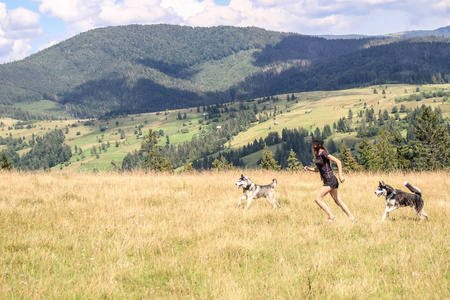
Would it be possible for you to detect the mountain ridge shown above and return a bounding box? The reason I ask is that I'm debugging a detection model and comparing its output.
[0,24,449,118]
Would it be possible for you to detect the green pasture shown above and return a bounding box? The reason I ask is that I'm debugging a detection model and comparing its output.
[1,83,449,172]
[13,100,67,119]
[190,49,262,91]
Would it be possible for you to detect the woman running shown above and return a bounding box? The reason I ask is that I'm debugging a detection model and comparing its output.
[304,137,357,222]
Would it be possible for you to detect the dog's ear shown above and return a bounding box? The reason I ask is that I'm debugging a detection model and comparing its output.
[241,174,244,178]
[245,175,248,179]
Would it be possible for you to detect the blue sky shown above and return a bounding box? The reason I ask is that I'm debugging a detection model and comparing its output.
[0,0,448,64]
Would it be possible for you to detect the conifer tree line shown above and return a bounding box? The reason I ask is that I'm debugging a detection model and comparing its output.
[336,105,449,171]
[121,109,256,171]
[128,103,449,172]
[0,129,72,171]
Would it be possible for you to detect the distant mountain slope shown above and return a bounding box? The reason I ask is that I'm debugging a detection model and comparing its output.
[231,39,450,99]
[320,25,450,39]
[385,25,450,38]
[0,24,449,118]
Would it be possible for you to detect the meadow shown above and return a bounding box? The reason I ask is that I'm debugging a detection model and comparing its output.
[0,170,448,299]
[2,83,449,171]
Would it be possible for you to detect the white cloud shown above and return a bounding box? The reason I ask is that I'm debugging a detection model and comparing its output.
[0,37,32,63]
[0,0,448,63]
[37,0,98,22]
[0,3,42,63]
[29,0,450,36]
[100,0,176,25]
[161,0,204,20]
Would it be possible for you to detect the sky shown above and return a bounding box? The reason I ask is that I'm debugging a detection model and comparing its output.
[0,0,449,64]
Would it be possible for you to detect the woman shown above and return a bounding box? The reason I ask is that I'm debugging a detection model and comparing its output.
[304,137,356,222]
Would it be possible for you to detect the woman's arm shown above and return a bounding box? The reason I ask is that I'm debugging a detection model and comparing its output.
[327,155,345,183]
[304,166,318,172]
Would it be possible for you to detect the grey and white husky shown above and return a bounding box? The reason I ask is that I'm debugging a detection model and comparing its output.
[375,181,428,222]
[236,174,280,209]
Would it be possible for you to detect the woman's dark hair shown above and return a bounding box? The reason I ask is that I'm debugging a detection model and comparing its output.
[312,143,328,158]
[312,136,324,145]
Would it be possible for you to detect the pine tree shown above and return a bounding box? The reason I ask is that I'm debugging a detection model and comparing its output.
[411,106,450,170]
[327,139,337,154]
[337,143,361,171]
[356,136,372,170]
[286,149,301,171]
[0,151,13,170]
[367,129,397,172]
[141,129,173,172]
[212,155,234,171]
[183,162,195,173]
[260,146,280,170]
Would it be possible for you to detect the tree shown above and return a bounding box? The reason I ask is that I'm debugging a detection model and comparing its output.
[326,139,337,154]
[356,136,372,170]
[183,162,195,173]
[337,142,361,171]
[314,127,321,138]
[0,151,13,170]
[366,129,397,172]
[212,155,234,171]
[286,149,301,171]
[141,129,173,172]
[259,146,280,170]
[322,124,332,138]
[411,106,450,170]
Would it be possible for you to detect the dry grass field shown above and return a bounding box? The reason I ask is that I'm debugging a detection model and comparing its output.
[0,170,449,299]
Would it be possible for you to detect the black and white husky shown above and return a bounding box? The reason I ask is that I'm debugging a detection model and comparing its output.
[375,181,428,222]
[235,174,280,209]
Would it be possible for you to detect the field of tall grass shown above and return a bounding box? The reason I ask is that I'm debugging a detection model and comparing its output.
[0,170,448,299]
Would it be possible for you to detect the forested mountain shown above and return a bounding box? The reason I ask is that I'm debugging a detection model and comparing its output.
[0,24,449,118]
[385,25,450,38]
[231,38,450,99]
[320,25,450,39]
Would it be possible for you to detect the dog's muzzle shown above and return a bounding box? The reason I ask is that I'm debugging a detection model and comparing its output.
[236,181,246,188]
[374,189,383,197]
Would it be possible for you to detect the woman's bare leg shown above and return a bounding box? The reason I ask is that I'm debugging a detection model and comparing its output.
[314,186,335,221]
[329,189,356,221]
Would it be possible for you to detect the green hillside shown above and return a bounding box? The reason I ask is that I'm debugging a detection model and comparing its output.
[1,83,448,172]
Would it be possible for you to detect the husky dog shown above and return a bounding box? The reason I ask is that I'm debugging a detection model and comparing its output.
[375,181,428,222]
[235,174,280,209]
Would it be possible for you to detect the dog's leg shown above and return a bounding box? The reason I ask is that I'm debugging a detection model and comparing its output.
[245,196,255,209]
[382,206,399,221]
[273,200,281,209]
[267,193,281,209]
[417,209,429,221]
[238,195,247,207]
[381,207,389,222]
[268,198,281,209]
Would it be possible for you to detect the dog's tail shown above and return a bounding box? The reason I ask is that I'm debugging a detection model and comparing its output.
[271,178,277,188]
[404,181,421,196]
